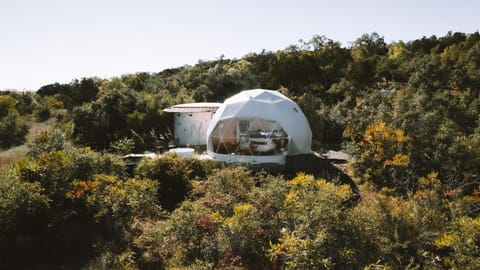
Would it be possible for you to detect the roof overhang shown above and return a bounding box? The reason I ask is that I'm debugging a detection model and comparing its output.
[163,102,222,113]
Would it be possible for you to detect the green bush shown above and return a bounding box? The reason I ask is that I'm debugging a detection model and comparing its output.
[434,216,480,269]
[0,113,29,148]
[202,166,255,217]
[35,106,51,122]
[268,173,360,269]
[18,148,126,204]
[134,167,265,269]
[10,148,127,267]
[109,137,135,155]
[184,158,222,180]
[135,200,221,268]
[134,155,192,211]
[83,245,140,270]
[0,169,49,269]
[67,174,161,244]
[27,129,67,157]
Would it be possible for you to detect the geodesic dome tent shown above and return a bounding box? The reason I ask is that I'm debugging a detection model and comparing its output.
[206,89,312,164]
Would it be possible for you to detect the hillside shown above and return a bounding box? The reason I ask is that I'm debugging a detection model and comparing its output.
[1,31,480,269]
[0,118,56,168]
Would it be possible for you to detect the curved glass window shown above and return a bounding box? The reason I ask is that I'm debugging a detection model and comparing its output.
[209,118,289,155]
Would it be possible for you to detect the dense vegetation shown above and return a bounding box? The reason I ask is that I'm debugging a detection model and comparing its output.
[1,31,480,269]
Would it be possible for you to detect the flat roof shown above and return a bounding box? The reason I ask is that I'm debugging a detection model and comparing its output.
[163,102,222,113]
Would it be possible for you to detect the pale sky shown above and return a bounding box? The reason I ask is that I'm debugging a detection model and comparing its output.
[1,0,479,91]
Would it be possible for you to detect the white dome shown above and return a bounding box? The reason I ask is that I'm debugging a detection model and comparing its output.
[206,89,312,159]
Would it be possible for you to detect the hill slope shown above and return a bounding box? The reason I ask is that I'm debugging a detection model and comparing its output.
[0,118,55,168]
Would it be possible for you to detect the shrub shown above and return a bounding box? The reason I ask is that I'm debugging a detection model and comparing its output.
[354,122,413,192]
[202,166,255,216]
[134,155,192,211]
[355,175,449,269]
[434,216,480,269]
[13,147,127,262]
[83,243,140,270]
[27,129,67,157]
[185,158,222,180]
[134,167,282,269]
[267,173,358,269]
[0,113,29,148]
[17,148,126,206]
[109,137,135,155]
[67,174,161,243]
[35,106,51,122]
[0,169,49,269]
[134,201,221,268]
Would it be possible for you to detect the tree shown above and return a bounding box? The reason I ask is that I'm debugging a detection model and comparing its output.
[346,33,388,88]
[407,55,447,93]
[355,122,412,191]
[37,78,99,110]
[72,88,138,149]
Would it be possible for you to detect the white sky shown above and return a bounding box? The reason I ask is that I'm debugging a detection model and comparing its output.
[1,0,479,91]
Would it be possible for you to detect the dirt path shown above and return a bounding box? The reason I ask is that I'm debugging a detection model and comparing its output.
[0,118,56,168]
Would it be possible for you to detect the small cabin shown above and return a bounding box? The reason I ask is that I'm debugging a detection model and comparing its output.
[163,102,221,147]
